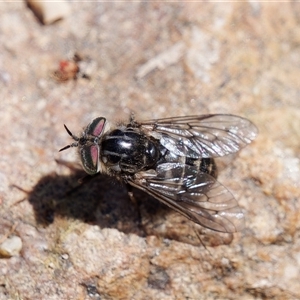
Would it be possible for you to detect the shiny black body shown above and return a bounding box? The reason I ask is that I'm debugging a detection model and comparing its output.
[100,126,217,179]
[101,128,160,174]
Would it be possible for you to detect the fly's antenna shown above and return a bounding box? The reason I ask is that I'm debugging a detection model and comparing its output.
[59,124,80,152]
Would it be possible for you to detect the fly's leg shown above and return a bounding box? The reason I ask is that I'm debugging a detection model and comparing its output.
[127,183,137,205]
[55,158,82,172]
[193,226,212,255]
[126,184,143,229]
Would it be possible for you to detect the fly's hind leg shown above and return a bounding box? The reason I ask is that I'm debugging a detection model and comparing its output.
[127,183,137,206]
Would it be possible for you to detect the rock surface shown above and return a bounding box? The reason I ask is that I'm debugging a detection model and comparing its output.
[0,2,300,300]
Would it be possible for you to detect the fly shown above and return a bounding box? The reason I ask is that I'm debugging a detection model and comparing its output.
[59,114,258,233]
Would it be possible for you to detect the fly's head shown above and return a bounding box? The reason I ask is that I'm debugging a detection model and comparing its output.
[59,117,107,175]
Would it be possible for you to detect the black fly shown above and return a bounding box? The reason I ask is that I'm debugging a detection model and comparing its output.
[59,114,257,233]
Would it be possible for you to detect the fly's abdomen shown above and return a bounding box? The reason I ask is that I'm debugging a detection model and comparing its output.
[183,156,217,179]
[101,129,160,174]
[199,158,218,179]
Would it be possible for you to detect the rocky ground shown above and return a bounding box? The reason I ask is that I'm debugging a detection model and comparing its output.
[0,2,300,300]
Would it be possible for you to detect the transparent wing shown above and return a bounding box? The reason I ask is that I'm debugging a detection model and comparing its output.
[128,162,244,233]
[139,114,258,158]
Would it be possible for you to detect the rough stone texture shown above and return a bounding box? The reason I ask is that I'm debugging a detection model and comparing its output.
[0,2,300,300]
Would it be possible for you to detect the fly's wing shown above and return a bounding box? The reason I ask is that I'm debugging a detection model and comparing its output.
[129,162,244,233]
[139,114,258,158]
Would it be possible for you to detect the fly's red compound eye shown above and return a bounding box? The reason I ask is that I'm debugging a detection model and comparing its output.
[80,144,100,175]
[86,117,106,137]
[60,117,107,175]
[78,117,106,175]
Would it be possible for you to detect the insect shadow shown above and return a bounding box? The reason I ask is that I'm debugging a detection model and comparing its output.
[27,165,138,230]
[26,161,234,247]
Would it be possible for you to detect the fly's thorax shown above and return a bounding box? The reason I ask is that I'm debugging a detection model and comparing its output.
[99,127,160,175]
